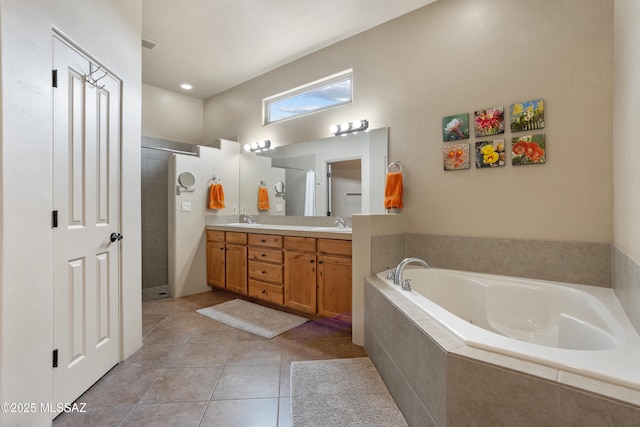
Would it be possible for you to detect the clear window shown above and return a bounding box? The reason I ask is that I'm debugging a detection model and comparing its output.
[264,70,353,124]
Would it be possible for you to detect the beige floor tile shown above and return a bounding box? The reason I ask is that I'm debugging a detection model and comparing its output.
[122,402,208,427]
[278,397,292,427]
[331,337,369,358]
[225,340,283,366]
[53,404,133,427]
[201,398,279,427]
[125,344,182,369]
[139,367,222,404]
[78,364,163,407]
[212,365,281,400]
[167,342,235,368]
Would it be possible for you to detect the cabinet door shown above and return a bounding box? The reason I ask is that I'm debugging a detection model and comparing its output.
[226,244,247,295]
[317,255,352,323]
[284,251,317,314]
[206,241,226,289]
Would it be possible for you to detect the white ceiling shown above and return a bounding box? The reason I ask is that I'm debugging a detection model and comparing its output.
[142,0,437,99]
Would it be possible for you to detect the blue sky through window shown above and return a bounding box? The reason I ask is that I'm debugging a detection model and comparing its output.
[267,77,352,123]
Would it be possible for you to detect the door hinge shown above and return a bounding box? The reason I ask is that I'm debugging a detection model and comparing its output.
[52,69,58,88]
[52,349,58,368]
[327,211,331,216]
[326,172,331,178]
[52,210,58,228]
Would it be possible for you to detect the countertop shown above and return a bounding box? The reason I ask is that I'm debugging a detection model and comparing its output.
[206,223,352,240]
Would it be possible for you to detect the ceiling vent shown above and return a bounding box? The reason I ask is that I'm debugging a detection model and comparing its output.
[141,38,159,50]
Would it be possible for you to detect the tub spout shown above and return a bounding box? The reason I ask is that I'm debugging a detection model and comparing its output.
[394,257,430,286]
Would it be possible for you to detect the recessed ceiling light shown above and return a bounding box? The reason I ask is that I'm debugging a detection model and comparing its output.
[180,83,193,90]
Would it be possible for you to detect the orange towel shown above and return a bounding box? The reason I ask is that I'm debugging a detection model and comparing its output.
[258,187,270,210]
[384,172,403,209]
[208,183,225,209]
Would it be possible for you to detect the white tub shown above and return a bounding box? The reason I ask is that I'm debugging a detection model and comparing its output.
[376,267,640,389]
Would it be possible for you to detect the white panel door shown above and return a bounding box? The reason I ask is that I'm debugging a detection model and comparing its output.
[52,36,121,407]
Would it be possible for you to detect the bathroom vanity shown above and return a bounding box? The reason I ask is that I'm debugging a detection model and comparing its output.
[205,224,353,324]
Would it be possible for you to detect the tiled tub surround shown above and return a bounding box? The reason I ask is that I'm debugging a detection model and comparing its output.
[613,245,640,333]
[364,278,640,426]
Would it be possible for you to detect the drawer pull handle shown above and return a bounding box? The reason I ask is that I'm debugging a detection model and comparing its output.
[262,271,267,274]
[261,239,266,243]
[261,253,266,257]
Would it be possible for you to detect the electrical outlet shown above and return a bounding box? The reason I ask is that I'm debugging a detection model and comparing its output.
[276,204,283,212]
[232,204,238,214]
[181,202,191,212]
[241,205,247,214]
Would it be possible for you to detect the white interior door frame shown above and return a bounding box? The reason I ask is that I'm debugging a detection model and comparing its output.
[52,31,123,408]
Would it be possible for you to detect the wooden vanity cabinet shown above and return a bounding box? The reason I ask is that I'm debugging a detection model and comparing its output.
[284,237,317,314]
[206,228,353,324]
[317,239,353,324]
[247,234,284,305]
[206,230,226,289]
[225,232,248,295]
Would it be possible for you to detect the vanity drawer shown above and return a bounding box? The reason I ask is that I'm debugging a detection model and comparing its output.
[207,230,225,242]
[248,233,283,248]
[248,280,284,306]
[248,248,283,264]
[318,239,352,256]
[226,232,247,245]
[284,236,316,252]
[248,261,283,284]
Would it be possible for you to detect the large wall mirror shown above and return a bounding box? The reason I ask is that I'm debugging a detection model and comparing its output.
[239,127,388,217]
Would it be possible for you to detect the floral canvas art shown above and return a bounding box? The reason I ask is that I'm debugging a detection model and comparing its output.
[443,143,470,171]
[475,139,505,168]
[512,134,546,166]
[510,99,544,132]
[442,113,469,141]
[474,106,504,137]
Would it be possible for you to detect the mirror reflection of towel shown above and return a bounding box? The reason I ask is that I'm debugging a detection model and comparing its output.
[208,183,225,209]
[258,187,270,210]
[384,172,403,209]
[304,170,316,216]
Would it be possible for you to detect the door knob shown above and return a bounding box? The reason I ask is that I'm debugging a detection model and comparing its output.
[110,232,123,242]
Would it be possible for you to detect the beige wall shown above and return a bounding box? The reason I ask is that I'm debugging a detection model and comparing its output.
[143,83,204,144]
[204,0,614,243]
[613,0,640,264]
[0,1,142,425]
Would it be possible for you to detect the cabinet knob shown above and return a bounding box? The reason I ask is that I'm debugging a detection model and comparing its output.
[262,290,266,294]
[261,253,266,257]
[262,271,266,274]
[318,260,323,264]
[261,239,266,243]
[309,259,314,263]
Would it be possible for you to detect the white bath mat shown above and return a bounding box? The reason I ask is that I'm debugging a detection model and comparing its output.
[290,357,408,427]
[197,299,308,339]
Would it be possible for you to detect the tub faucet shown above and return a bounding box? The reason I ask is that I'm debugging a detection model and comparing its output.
[394,257,430,286]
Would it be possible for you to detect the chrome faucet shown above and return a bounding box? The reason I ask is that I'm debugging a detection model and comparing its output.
[334,217,349,229]
[394,257,430,286]
[244,215,256,224]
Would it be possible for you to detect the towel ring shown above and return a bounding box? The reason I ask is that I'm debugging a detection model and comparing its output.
[387,161,403,173]
[209,175,221,184]
[258,179,267,187]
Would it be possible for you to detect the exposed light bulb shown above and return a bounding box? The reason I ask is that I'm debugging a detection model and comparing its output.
[329,124,339,134]
[243,143,251,152]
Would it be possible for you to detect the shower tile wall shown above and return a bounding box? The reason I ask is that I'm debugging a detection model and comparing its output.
[141,137,196,289]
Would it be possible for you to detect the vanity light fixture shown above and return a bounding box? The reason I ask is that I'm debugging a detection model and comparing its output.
[329,119,369,136]
[243,140,272,152]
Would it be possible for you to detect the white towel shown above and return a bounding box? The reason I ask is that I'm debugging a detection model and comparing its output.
[304,170,316,216]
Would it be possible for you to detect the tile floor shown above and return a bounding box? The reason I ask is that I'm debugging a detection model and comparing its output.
[53,289,367,426]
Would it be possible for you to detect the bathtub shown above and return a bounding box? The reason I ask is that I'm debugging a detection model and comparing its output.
[376,267,640,389]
